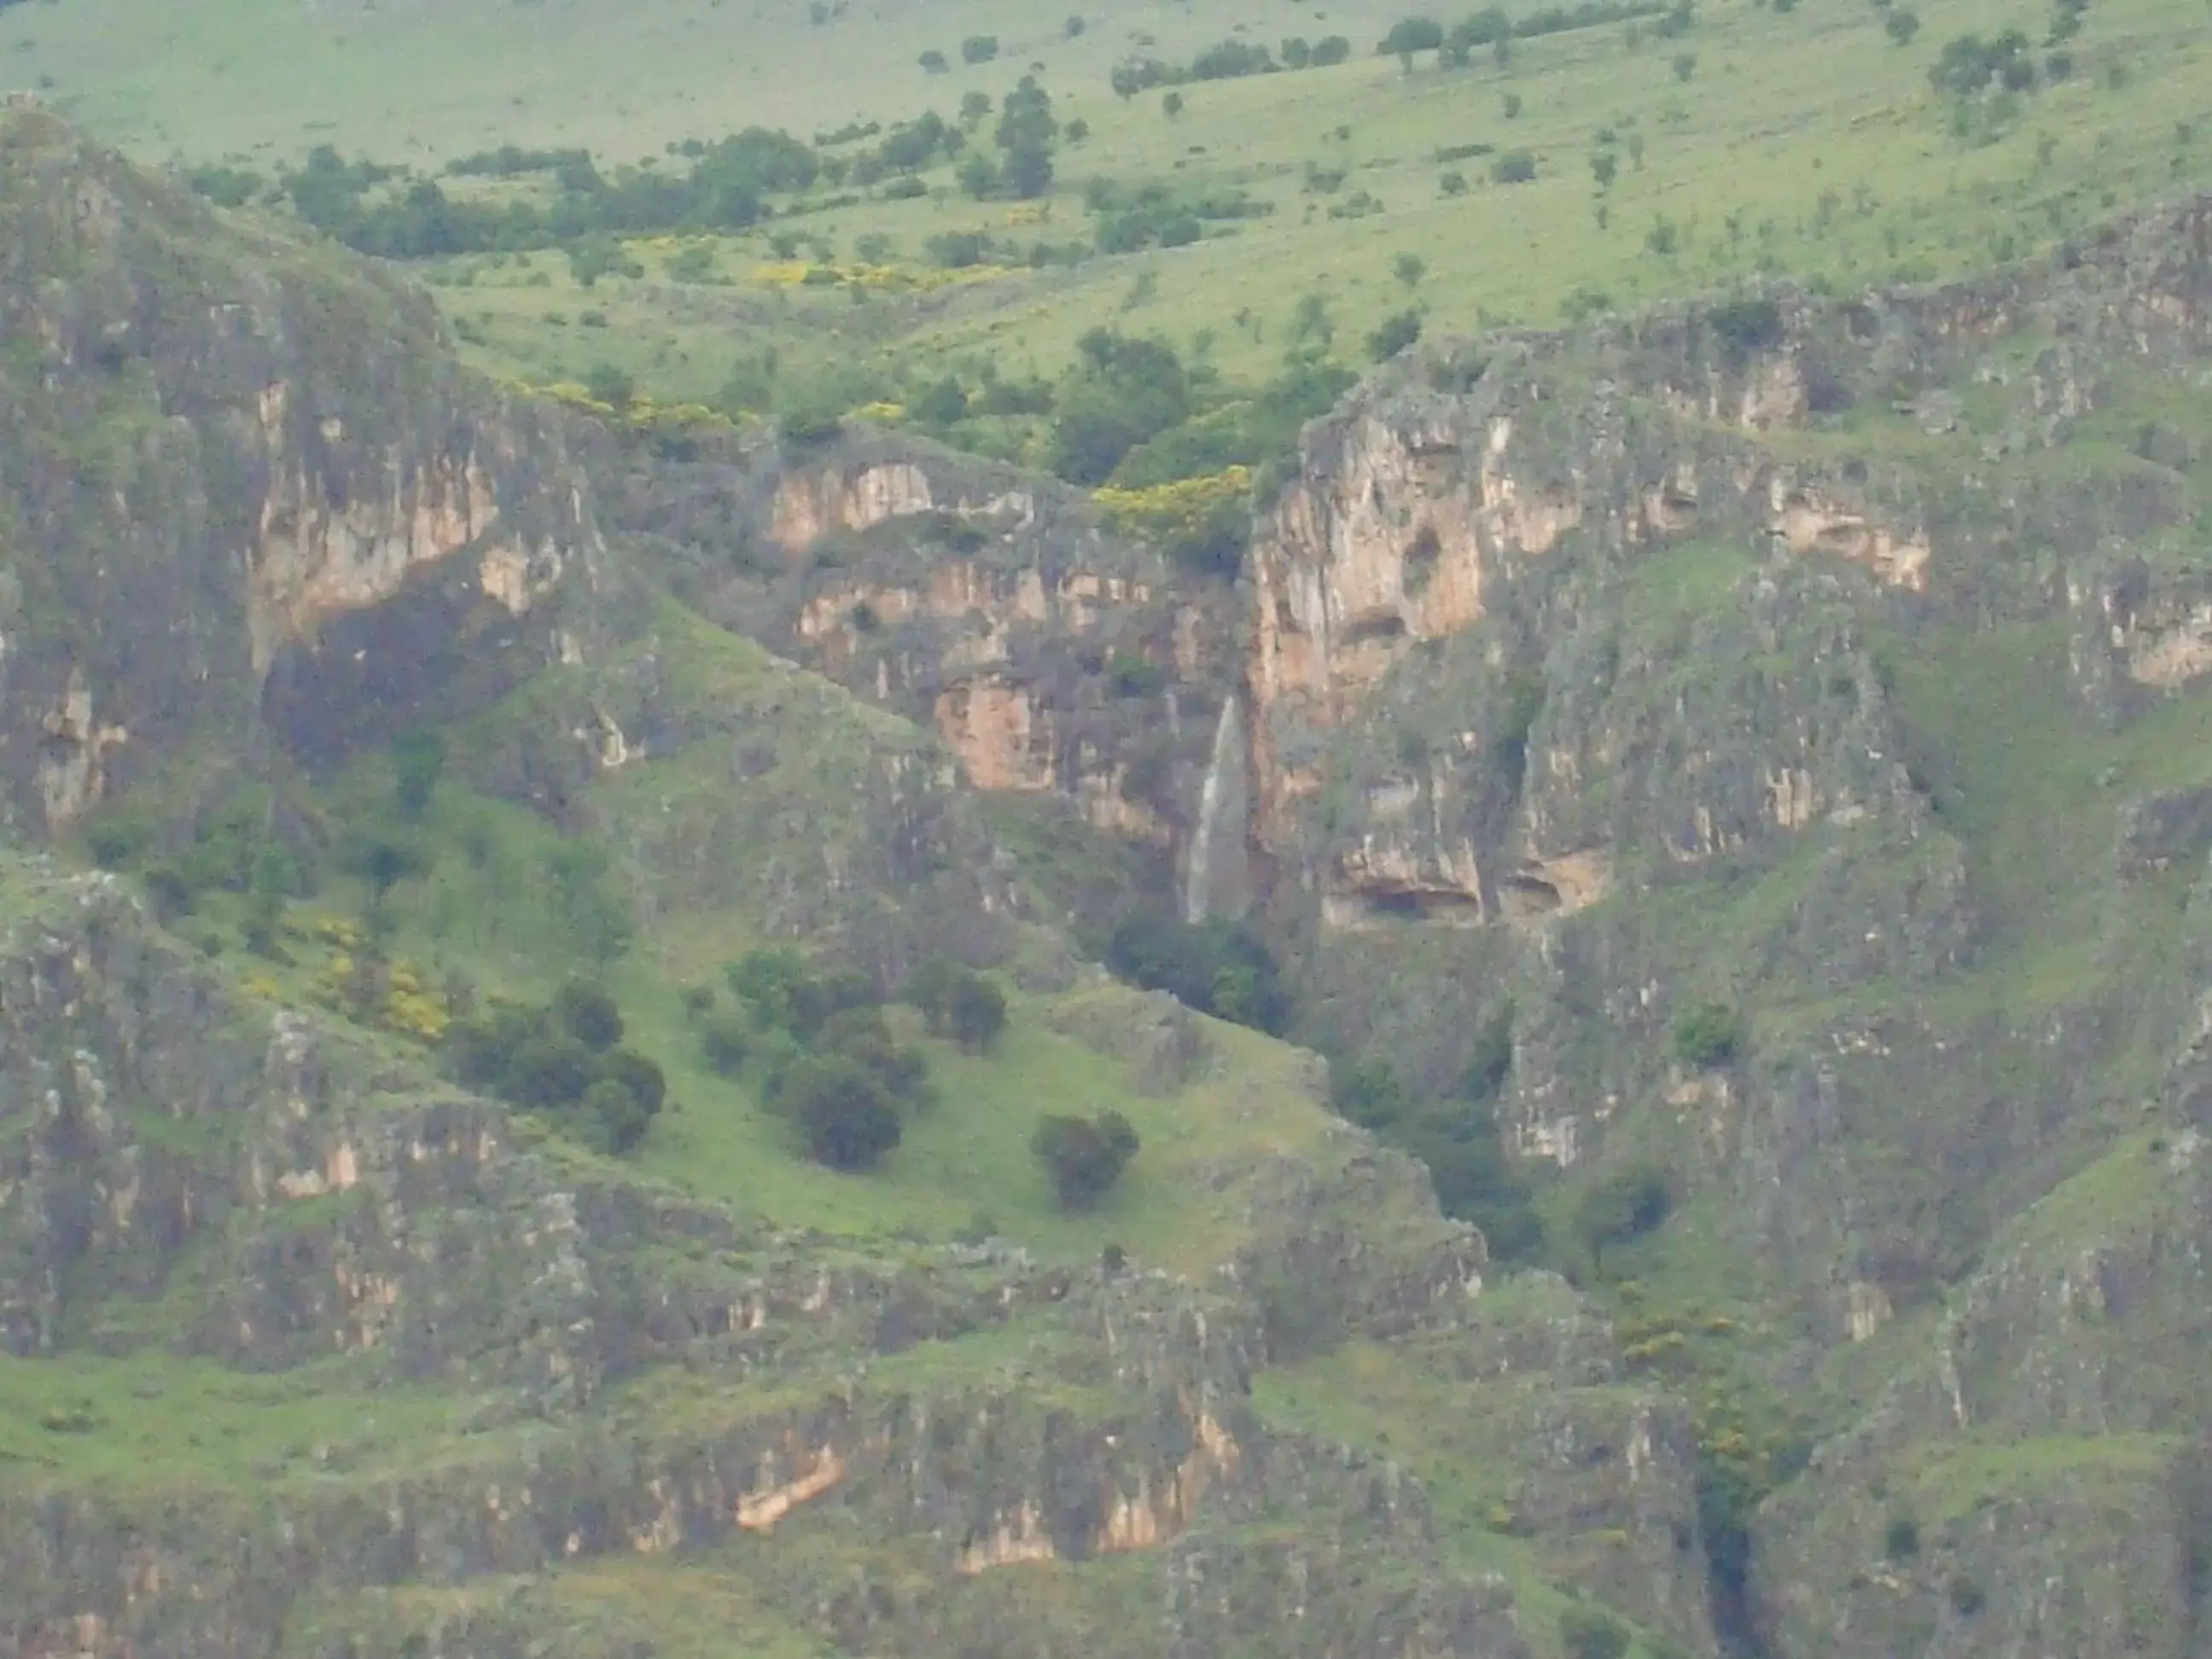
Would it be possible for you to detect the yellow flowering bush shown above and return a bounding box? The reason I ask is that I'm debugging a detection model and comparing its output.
[1093,467,1254,543]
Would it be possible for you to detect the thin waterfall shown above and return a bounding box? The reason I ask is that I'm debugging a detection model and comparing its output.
[1184,694,1249,924]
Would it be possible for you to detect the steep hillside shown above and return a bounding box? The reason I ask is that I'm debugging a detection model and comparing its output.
[0,107,1716,1659]
[602,180,2212,1658]
[14,84,2212,1659]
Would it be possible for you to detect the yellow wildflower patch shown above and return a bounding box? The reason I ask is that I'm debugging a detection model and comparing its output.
[1092,468,1254,542]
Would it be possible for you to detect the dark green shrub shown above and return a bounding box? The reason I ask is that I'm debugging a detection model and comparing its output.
[506,1031,596,1110]
[1493,149,1537,183]
[1558,1607,1630,1659]
[1884,1515,1921,1560]
[783,1055,904,1169]
[1107,650,1167,697]
[1104,913,1289,1032]
[815,1006,931,1105]
[906,958,1010,1052]
[1673,1001,1744,1068]
[1576,1162,1671,1269]
[700,1011,751,1075]
[726,947,812,1029]
[143,864,195,922]
[86,818,143,870]
[1367,307,1423,361]
[1033,1110,1140,1208]
[597,1048,667,1118]
[578,1079,654,1155]
[1461,1003,1514,1100]
[1330,1056,1409,1129]
[553,979,625,1052]
[1707,295,1784,352]
[390,727,447,818]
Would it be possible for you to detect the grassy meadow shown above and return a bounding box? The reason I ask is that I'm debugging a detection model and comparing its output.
[9,0,2211,405]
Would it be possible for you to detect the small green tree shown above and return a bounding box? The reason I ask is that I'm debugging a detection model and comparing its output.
[1392,250,1428,288]
[1033,1111,1140,1208]
[1592,149,1619,189]
[545,840,632,969]
[700,1011,751,1075]
[1672,49,1697,79]
[343,830,429,917]
[783,1055,904,1170]
[909,960,1008,1052]
[1576,1163,1672,1272]
[1558,1607,1630,1659]
[507,1029,597,1110]
[576,1079,650,1154]
[1884,1515,1922,1559]
[946,972,1008,1052]
[959,90,993,126]
[1672,1001,1744,1068]
[1885,8,1921,43]
[1162,90,1185,119]
[597,1048,667,1120]
[1366,307,1423,361]
[1379,15,1447,69]
[390,727,447,819]
[726,948,811,1030]
[961,33,1000,62]
[553,978,624,1052]
[1493,149,1537,183]
[918,48,948,72]
[583,363,637,409]
[1330,1056,1408,1129]
[958,149,999,199]
[1501,90,1523,119]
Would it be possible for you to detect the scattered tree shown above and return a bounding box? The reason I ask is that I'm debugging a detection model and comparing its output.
[1885,8,1921,43]
[1033,1110,1140,1208]
[1559,1609,1631,1659]
[1672,1001,1744,1068]
[1163,90,1185,118]
[783,1055,904,1170]
[905,958,1010,1051]
[553,978,624,1052]
[1392,250,1428,288]
[390,727,447,819]
[1576,1162,1672,1272]
[961,33,1000,63]
[700,1011,751,1075]
[1380,15,1447,69]
[1367,306,1424,360]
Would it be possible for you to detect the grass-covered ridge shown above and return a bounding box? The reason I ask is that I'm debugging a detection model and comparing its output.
[14,0,2209,406]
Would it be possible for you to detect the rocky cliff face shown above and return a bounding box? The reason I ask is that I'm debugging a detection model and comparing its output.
[597,426,1246,919]
[0,104,619,837]
[1208,194,2212,1659]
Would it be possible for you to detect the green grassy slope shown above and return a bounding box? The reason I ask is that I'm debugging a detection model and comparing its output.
[15,0,2210,399]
